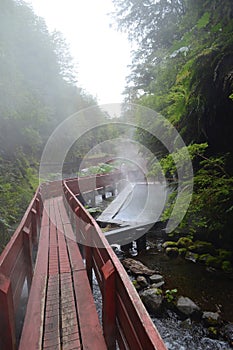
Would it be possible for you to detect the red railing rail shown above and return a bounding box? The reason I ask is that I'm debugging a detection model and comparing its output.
[0,172,167,350]
[63,179,167,350]
[0,188,42,350]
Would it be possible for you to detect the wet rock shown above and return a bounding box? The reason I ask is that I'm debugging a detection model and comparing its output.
[149,274,164,284]
[188,241,216,255]
[185,251,199,263]
[162,241,177,249]
[221,323,233,346]
[151,281,165,288]
[165,247,179,258]
[122,258,156,276]
[221,260,233,273]
[202,311,221,326]
[206,255,222,269]
[136,276,148,288]
[180,318,192,330]
[177,237,193,248]
[140,288,163,315]
[176,296,201,318]
[178,248,187,257]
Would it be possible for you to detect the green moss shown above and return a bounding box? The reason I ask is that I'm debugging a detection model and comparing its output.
[218,249,232,261]
[197,12,210,29]
[206,256,222,269]
[165,247,179,258]
[208,326,219,339]
[221,260,233,273]
[198,254,212,263]
[162,241,178,249]
[177,237,193,248]
[188,241,215,254]
[179,248,187,257]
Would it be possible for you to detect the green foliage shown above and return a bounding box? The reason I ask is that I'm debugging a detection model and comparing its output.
[197,12,210,29]
[162,152,233,244]
[0,0,97,252]
[78,163,116,177]
[164,289,178,303]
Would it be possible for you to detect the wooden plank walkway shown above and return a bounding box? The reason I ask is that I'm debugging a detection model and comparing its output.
[19,196,107,350]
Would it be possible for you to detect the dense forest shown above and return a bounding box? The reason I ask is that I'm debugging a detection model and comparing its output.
[112,0,233,262]
[1,0,233,267]
[0,0,99,251]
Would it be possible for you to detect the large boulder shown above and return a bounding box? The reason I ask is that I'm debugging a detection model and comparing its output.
[122,258,157,276]
[176,296,201,318]
[140,288,163,315]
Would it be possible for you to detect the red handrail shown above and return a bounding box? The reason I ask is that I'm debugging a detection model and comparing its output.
[63,179,167,350]
[0,172,167,350]
[0,188,42,350]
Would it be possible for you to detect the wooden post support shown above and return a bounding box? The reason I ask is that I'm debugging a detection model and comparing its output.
[0,273,16,350]
[136,234,147,252]
[31,208,37,246]
[101,260,116,350]
[23,226,33,289]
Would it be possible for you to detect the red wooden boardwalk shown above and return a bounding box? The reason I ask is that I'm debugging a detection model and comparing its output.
[19,196,107,350]
[0,174,167,350]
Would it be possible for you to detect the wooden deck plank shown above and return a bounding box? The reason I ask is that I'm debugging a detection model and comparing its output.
[60,273,81,349]
[18,273,47,349]
[73,269,108,349]
[20,196,107,350]
[43,275,60,349]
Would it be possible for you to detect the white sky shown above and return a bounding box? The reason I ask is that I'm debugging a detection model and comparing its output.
[26,0,132,105]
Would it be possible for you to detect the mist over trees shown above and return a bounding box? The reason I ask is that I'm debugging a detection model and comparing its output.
[0,0,97,250]
[112,0,233,249]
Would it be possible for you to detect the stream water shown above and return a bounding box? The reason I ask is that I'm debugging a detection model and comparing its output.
[92,188,233,349]
[129,234,233,349]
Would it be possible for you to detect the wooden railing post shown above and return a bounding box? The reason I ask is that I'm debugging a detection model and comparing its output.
[23,226,33,289]
[0,273,16,350]
[31,208,37,246]
[84,224,93,289]
[101,260,116,350]
[85,245,93,290]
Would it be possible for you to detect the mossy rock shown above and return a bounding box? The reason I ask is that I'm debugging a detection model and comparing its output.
[185,251,199,263]
[221,260,233,273]
[206,255,222,269]
[162,241,178,249]
[199,253,212,264]
[188,241,215,255]
[165,247,179,258]
[132,279,141,290]
[177,237,193,248]
[208,326,219,339]
[217,249,232,261]
[179,248,187,257]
